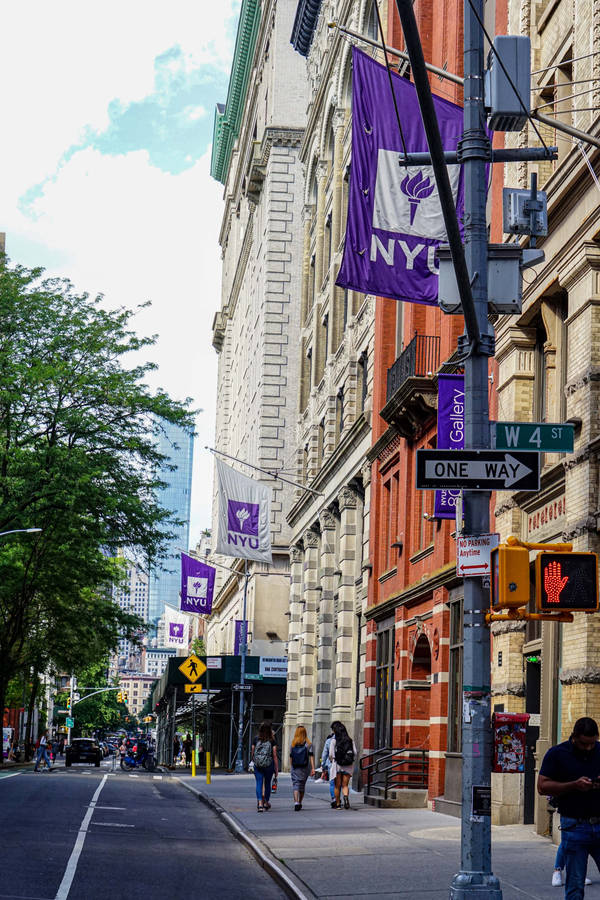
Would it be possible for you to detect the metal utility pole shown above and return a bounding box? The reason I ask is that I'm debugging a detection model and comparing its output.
[394,0,500,895]
[235,560,249,773]
[449,0,500,894]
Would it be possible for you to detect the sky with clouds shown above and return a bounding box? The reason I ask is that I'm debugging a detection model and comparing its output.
[0,0,241,544]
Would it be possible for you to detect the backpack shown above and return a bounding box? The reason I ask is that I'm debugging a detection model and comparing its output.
[334,736,355,766]
[291,742,309,768]
[254,739,273,768]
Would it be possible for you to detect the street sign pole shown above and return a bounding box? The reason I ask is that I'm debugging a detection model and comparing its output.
[206,667,211,785]
[191,694,196,778]
[451,0,500,894]
[235,560,249,773]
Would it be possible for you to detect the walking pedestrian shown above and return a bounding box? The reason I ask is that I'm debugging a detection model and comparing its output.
[289,725,315,811]
[173,734,180,766]
[538,716,600,899]
[329,721,356,810]
[251,721,278,812]
[552,837,592,887]
[34,730,52,772]
[183,733,193,767]
[321,730,336,805]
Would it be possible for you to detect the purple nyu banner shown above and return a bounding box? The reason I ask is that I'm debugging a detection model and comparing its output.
[234,619,247,656]
[434,374,465,518]
[336,48,464,305]
[180,553,215,615]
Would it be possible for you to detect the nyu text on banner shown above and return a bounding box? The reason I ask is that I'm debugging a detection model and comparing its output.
[215,457,272,563]
[336,47,464,305]
[180,553,215,615]
[165,605,189,649]
[434,374,465,518]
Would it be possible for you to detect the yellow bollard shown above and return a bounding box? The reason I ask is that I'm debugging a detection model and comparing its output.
[191,748,196,778]
[206,751,211,785]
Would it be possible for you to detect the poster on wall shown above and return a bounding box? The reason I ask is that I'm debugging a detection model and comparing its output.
[492,712,530,773]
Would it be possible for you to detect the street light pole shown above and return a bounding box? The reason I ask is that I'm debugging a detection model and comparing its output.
[0,528,42,538]
[235,560,249,774]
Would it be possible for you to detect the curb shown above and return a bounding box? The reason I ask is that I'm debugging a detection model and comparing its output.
[175,777,317,900]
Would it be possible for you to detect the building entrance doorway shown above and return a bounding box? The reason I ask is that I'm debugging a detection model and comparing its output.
[524,656,541,824]
[375,620,394,748]
[406,633,431,747]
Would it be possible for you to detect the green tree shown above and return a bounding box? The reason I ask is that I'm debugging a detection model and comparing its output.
[0,258,195,756]
[190,636,206,657]
[67,662,126,736]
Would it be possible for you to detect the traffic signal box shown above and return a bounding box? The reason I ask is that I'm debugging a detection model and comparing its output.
[491,544,530,610]
[489,538,599,621]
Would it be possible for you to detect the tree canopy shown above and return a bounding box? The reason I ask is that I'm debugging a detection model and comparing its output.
[0,258,195,733]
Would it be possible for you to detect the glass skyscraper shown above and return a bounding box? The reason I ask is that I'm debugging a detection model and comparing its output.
[148,420,194,633]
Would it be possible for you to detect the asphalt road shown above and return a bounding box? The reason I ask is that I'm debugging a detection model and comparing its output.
[0,758,285,900]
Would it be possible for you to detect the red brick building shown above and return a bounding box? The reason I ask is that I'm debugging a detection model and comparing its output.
[362,0,504,813]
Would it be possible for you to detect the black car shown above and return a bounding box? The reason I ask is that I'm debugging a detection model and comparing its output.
[65,738,102,767]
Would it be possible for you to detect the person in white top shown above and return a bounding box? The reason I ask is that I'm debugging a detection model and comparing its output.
[328,721,357,810]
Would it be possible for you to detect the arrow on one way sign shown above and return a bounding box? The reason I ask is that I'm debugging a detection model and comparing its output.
[416,449,540,491]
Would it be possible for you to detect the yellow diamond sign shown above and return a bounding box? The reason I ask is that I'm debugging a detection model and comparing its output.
[178,654,207,683]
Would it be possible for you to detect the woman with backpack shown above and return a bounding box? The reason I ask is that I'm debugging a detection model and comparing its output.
[251,721,278,812]
[329,721,356,809]
[289,725,315,811]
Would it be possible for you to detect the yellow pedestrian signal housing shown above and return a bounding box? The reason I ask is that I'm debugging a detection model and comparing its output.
[66,696,71,711]
[490,543,531,610]
[117,691,123,703]
[123,691,129,703]
[535,551,599,612]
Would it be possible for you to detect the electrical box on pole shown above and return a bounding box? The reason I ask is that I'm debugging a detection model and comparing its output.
[484,35,531,131]
[535,551,599,611]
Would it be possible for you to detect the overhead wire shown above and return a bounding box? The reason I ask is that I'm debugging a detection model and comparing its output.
[534,85,600,110]
[373,0,409,163]
[531,50,600,75]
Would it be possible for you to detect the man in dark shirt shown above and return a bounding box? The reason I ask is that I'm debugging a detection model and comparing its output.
[538,717,600,899]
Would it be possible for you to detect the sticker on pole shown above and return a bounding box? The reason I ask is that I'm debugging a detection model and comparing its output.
[457,534,500,577]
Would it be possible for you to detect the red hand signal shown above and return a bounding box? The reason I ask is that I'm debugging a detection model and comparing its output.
[544,560,569,603]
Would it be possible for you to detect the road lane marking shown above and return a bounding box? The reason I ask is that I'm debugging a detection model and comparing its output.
[0,771,23,780]
[54,774,108,900]
[152,775,162,780]
[128,774,139,778]
[91,822,135,828]
[95,806,125,810]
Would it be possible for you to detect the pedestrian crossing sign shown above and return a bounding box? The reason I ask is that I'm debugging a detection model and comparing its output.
[184,684,203,693]
[178,654,207,683]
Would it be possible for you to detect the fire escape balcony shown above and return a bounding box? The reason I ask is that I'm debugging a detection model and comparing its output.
[381,334,440,439]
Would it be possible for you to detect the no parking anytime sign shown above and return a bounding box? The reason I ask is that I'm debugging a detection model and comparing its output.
[456,534,499,577]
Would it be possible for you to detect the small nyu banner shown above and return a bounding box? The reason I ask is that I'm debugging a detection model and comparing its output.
[234,620,246,656]
[215,457,272,563]
[434,374,465,518]
[164,605,188,649]
[336,47,464,305]
[180,553,215,615]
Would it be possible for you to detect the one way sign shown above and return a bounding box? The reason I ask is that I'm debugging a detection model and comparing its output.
[416,449,540,492]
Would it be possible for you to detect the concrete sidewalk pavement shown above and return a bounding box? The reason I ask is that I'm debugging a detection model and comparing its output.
[174,770,598,899]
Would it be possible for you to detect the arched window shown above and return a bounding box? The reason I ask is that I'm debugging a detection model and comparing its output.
[364,0,379,40]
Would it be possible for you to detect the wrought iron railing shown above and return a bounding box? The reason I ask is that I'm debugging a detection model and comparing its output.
[360,746,429,799]
[386,334,440,403]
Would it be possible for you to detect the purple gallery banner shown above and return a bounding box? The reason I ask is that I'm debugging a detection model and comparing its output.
[234,619,247,656]
[434,374,465,518]
[336,47,464,305]
[180,552,215,615]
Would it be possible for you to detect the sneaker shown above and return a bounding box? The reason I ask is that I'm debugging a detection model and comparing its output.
[343,795,350,809]
[331,800,338,809]
[551,870,562,887]
[294,803,301,811]
[586,877,592,885]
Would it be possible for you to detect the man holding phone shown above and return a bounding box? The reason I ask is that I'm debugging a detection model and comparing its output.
[538,717,600,898]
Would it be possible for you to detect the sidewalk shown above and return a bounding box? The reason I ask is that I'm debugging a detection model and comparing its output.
[175,770,600,899]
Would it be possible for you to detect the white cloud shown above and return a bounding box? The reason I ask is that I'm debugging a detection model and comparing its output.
[0,1,240,541]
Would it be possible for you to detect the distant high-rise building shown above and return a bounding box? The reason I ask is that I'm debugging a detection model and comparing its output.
[112,559,148,673]
[148,421,194,634]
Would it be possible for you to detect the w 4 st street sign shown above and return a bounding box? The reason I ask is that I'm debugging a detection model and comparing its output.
[492,421,574,453]
[416,449,540,491]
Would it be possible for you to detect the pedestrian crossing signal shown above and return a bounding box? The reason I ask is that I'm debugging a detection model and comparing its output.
[535,552,598,612]
[66,696,72,711]
[490,544,531,610]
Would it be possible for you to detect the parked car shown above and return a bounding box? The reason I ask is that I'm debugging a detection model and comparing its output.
[65,738,102,767]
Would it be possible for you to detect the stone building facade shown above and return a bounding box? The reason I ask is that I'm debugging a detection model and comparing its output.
[283,0,381,766]
[491,0,600,831]
[207,0,308,668]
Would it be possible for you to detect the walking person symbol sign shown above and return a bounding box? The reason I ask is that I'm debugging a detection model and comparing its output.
[178,654,207,684]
